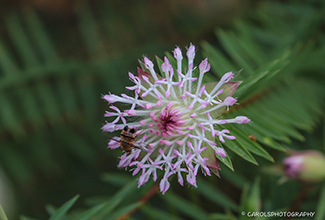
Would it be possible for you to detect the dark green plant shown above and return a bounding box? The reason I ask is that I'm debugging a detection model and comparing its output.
[0,0,325,220]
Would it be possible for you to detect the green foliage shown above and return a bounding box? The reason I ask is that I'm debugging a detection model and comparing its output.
[315,183,325,220]
[48,195,79,220]
[239,178,261,220]
[0,0,325,220]
[200,0,325,170]
[0,204,9,220]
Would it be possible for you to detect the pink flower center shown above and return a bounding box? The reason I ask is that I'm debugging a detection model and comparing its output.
[157,107,185,138]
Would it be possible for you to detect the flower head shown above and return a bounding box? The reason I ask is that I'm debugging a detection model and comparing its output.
[103,45,250,194]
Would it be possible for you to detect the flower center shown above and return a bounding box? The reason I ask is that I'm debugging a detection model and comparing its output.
[157,106,185,138]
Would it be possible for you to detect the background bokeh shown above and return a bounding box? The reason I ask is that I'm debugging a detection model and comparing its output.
[0,0,325,219]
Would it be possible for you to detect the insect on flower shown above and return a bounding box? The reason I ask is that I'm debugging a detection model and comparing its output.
[106,125,149,154]
[103,44,250,194]
[119,125,142,154]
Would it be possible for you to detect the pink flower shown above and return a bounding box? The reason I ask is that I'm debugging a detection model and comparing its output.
[103,44,250,193]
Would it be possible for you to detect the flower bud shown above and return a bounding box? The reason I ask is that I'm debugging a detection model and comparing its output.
[283,150,325,182]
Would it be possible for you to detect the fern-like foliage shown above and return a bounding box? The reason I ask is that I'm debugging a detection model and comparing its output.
[0,0,325,220]
[0,4,169,218]
[201,2,325,169]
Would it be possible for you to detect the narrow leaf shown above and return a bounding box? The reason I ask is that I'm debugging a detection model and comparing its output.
[162,193,209,220]
[106,202,142,220]
[315,184,325,220]
[94,179,138,219]
[5,12,40,68]
[217,29,255,74]
[20,216,39,220]
[223,136,258,165]
[141,205,182,220]
[201,41,237,77]
[76,202,108,220]
[76,3,107,58]
[0,94,25,138]
[209,213,236,220]
[197,177,238,211]
[0,204,8,220]
[23,7,59,63]
[49,195,79,220]
[238,124,285,152]
[216,151,234,171]
[229,126,274,162]
[221,167,249,189]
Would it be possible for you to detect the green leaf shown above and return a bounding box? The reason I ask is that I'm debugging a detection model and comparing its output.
[0,38,20,74]
[221,167,249,189]
[75,202,108,220]
[23,7,60,63]
[252,103,304,141]
[235,123,285,151]
[162,193,209,220]
[217,29,255,74]
[248,178,261,211]
[235,50,290,101]
[141,205,182,220]
[0,204,8,220]
[77,74,98,123]
[106,202,142,220]
[20,217,38,220]
[223,134,258,165]
[89,179,138,219]
[49,195,79,220]
[234,21,267,66]
[0,143,33,183]
[209,213,236,220]
[238,109,291,143]
[239,179,261,220]
[0,94,25,138]
[214,140,234,171]
[315,184,325,220]
[5,12,40,68]
[34,79,62,126]
[233,70,268,99]
[76,3,107,58]
[229,126,274,162]
[57,77,78,117]
[197,177,238,211]
[201,41,237,77]
[101,173,133,186]
[217,154,234,171]
[321,116,325,154]
[16,86,43,129]
[54,127,96,164]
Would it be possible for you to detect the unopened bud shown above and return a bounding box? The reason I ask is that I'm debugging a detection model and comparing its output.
[283,150,325,182]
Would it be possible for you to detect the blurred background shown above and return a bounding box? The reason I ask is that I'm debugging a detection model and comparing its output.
[0,0,325,219]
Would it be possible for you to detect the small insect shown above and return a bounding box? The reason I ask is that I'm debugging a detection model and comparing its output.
[119,125,141,153]
[248,134,257,141]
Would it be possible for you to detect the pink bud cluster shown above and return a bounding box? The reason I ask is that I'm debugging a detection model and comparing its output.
[103,45,250,194]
